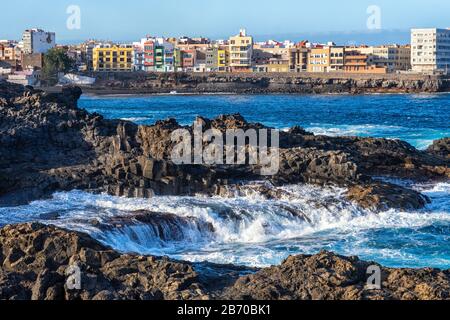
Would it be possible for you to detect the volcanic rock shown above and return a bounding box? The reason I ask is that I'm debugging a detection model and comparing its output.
[0,223,449,300]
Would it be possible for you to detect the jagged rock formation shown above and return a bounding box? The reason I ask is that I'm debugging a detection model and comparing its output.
[0,223,448,300]
[84,72,450,94]
[0,81,448,210]
[428,138,450,159]
[222,250,450,300]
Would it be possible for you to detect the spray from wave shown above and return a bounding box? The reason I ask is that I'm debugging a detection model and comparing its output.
[0,182,448,268]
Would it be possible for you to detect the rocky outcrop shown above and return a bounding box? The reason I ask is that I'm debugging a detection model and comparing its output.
[222,251,450,300]
[0,223,210,300]
[0,81,448,210]
[428,138,450,159]
[82,72,450,94]
[0,223,449,300]
[346,182,431,211]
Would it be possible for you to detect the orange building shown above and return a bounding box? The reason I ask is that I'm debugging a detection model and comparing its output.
[344,51,386,74]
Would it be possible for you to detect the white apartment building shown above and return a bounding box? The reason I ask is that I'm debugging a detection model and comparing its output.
[411,28,450,74]
[22,29,56,54]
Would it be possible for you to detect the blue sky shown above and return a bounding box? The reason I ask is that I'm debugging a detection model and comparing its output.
[1,0,449,44]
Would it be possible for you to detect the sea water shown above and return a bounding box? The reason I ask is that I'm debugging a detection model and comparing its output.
[0,93,448,269]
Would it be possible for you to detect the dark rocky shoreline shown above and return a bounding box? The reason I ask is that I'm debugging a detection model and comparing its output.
[79,72,450,95]
[0,80,449,300]
[0,223,449,300]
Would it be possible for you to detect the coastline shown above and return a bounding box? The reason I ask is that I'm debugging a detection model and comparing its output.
[0,80,449,300]
[49,72,450,96]
[1,222,449,300]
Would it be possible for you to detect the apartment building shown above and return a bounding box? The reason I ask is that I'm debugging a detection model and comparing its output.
[131,39,148,71]
[411,28,450,74]
[289,43,309,72]
[133,44,145,71]
[0,42,22,63]
[22,53,44,70]
[22,29,55,54]
[266,56,290,72]
[151,38,175,72]
[229,29,253,72]
[154,45,165,72]
[330,47,345,72]
[343,50,386,74]
[217,48,228,71]
[205,47,228,72]
[350,45,411,73]
[143,40,155,72]
[92,44,133,72]
[180,49,196,71]
[205,47,217,71]
[308,47,330,72]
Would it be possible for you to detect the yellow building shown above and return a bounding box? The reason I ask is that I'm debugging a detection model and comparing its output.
[307,47,331,73]
[93,44,133,72]
[217,48,228,70]
[266,57,290,72]
[229,29,253,72]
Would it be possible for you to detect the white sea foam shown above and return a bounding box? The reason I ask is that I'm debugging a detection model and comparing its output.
[0,182,448,268]
[120,117,150,122]
[306,124,404,137]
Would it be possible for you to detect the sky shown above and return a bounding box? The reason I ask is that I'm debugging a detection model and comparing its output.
[1,0,449,45]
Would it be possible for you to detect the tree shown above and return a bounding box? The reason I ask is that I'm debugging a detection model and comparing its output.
[41,48,75,85]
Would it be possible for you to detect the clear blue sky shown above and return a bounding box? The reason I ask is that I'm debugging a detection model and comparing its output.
[1,0,449,44]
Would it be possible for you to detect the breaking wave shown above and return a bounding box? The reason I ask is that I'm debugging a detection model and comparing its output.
[0,182,449,268]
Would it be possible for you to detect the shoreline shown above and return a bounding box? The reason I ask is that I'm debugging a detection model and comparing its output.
[1,222,449,300]
[48,71,450,95]
[43,86,450,97]
[1,81,449,300]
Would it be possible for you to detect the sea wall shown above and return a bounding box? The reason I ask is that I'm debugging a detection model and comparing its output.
[80,72,450,94]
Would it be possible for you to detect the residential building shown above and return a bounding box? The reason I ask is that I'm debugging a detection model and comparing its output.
[350,45,411,73]
[308,47,330,72]
[7,70,40,86]
[22,53,44,70]
[181,49,195,71]
[143,39,155,72]
[205,47,228,72]
[330,47,345,72]
[0,42,22,63]
[150,38,175,72]
[154,45,165,72]
[266,56,290,72]
[343,51,387,74]
[92,44,133,72]
[205,47,218,71]
[289,45,309,72]
[229,29,253,72]
[22,29,55,54]
[132,41,145,71]
[0,61,13,75]
[217,48,228,71]
[411,28,450,74]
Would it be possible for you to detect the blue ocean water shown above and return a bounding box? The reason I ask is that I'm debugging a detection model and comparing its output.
[1,93,449,269]
[79,93,450,150]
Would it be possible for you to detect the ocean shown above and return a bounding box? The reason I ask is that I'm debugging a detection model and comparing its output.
[0,93,448,269]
